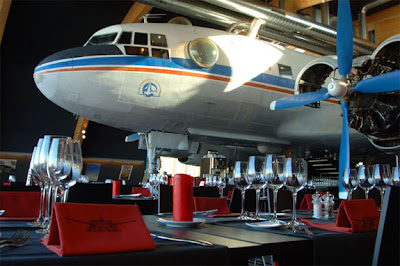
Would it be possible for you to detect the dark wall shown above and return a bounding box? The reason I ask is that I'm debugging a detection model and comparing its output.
[0,0,146,161]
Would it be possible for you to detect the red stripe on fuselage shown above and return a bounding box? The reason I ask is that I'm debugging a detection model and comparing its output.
[35,66,338,104]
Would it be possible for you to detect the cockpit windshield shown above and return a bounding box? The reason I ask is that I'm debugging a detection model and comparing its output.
[86,33,118,45]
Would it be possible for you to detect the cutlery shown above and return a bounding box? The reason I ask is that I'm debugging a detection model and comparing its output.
[150,233,213,247]
[0,230,27,245]
[0,231,31,248]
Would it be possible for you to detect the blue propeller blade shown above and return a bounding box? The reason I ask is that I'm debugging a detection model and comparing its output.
[336,0,353,77]
[354,70,400,93]
[338,102,350,198]
[125,133,139,142]
[270,88,331,110]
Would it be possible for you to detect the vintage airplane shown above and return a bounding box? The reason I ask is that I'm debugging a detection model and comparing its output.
[33,0,399,198]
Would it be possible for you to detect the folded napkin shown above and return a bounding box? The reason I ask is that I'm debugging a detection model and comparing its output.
[112,180,120,196]
[336,199,380,232]
[0,191,40,220]
[41,203,155,256]
[300,218,351,233]
[193,197,231,215]
[131,187,151,197]
[299,194,313,210]
[173,174,194,221]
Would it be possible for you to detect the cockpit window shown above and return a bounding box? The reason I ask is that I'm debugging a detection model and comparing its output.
[125,46,149,57]
[152,48,169,59]
[134,32,148,45]
[118,32,132,44]
[187,38,219,68]
[278,64,293,79]
[87,33,118,45]
[151,34,167,47]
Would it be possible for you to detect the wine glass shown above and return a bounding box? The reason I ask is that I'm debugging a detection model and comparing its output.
[373,164,392,208]
[39,135,71,234]
[217,175,226,198]
[264,155,286,224]
[246,156,266,220]
[47,138,73,203]
[357,165,375,199]
[283,157,307,232]
[392,167,399,186]
[342,168,358,200]
[56,139,82,203]
[27,146,45,226]
[233,161,250,220]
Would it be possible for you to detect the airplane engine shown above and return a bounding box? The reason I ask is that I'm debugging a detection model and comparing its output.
[295,35,400,154]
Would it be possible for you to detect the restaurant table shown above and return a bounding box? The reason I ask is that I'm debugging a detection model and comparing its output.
[111,196,158,215]
[0,212,378,265]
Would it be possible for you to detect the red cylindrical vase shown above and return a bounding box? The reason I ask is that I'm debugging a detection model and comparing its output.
[112,180,120,196]
[173,174,194,221]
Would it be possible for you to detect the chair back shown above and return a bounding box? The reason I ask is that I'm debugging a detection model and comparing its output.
[67,183,112,204]
[372,186,399,265]
[158,184,173,213]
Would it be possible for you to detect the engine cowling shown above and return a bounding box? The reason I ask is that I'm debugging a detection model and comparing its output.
[295,35,400,154]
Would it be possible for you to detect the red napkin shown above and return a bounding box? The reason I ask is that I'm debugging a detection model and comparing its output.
[41,203,155,256]
[173,174,194,221]
[300,218,351,234]
[0,191,40,220]
[193,197,232,215]
[299,194,313,210]
[112,180,120,196]
[336,199,380,233]
[131,187,151,197]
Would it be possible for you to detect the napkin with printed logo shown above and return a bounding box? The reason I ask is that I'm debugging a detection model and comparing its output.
[336,199,380,232]
[41,203,155,256]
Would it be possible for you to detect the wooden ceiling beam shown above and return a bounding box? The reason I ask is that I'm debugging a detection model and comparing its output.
[121,2,153,24]
[0,0,12,44]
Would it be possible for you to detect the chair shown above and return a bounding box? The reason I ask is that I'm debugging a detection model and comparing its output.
[158,184,173,213]
[193,186,219,197]
[372,186,399,265]
[67,183,113,204]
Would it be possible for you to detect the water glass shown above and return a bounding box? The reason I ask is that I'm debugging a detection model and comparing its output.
[373,164,392,208]
[358,165,375,199]
[246,156,266,220]
[342,168,358,200]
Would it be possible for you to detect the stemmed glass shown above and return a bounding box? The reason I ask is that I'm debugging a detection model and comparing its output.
[246,156,266,220]
[217,175,226,198]
[373,164,392,208]
[27,146,45,226]
[357,165,375,199]
[233,161,250,220]
[47,138,73,203]
[283,157,307,231]
[342,168,359,200]
[392,167,399,186]
[55,139,82,203]
[264,155,286,224]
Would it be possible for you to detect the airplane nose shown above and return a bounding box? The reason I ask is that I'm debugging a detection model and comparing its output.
[35,45,124,69]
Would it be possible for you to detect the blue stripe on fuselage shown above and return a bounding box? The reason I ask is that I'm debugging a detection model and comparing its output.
[34,56,295,89]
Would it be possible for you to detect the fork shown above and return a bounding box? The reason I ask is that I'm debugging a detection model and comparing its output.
[0,230,27,245]
[0,231,32,248]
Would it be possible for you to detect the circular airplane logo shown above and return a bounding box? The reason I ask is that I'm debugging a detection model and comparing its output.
[138,79,161,97]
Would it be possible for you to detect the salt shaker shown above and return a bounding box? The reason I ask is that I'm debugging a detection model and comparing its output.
[312,192,323,219]
[322,192,335,220]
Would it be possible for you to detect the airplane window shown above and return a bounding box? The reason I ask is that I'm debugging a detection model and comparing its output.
[152,48,169,59]
[118,32,132,44]
[125,46,149,57]
[278,64,293,79]
[187,38,219,68]
[150,34,167,47]
[134,32,148,45]
[87,33,118,45]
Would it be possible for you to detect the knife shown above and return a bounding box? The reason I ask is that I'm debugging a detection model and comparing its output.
[150,233,214,247]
